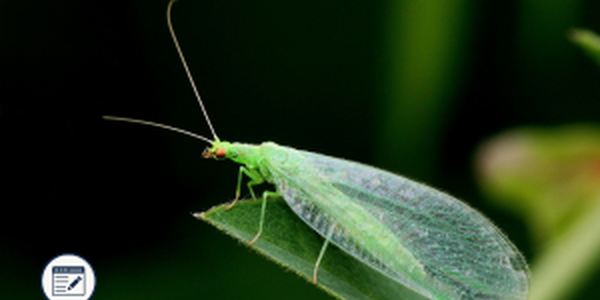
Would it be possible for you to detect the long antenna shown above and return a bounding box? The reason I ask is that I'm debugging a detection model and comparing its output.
[103,116,214,144]
[167,0,220,142]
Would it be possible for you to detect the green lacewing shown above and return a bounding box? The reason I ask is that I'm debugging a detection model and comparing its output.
[104,1,530,299]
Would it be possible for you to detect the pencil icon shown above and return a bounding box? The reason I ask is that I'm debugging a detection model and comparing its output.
[68,276,82,290]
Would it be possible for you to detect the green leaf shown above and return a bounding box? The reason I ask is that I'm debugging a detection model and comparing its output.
[570,29,600,67]
[475,124,600,300]
[195,198,429,300]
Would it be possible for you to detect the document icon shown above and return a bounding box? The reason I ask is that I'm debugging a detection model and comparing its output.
[52,266,85,296]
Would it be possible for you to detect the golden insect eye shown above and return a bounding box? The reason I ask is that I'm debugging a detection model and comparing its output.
[216,148,227,158]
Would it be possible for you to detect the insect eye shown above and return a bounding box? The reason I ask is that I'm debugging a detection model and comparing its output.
[216,148,227,158]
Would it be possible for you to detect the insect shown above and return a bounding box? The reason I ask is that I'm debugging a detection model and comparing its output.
[104,1,530,300]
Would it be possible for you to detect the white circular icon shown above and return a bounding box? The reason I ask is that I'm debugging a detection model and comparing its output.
[41,254,96,300]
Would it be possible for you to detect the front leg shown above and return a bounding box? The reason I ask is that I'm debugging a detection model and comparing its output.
[226,166,264,210]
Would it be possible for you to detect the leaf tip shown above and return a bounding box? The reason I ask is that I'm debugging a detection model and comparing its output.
[191,212,205,219]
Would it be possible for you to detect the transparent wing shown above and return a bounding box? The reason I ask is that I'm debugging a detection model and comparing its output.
[263,145,529,300]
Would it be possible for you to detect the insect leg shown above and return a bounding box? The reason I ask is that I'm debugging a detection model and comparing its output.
[248,190,280,245]
[226,166,263,210]
[313,239,330,284]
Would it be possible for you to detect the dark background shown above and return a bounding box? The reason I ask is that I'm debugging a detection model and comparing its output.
[1,0,600,299]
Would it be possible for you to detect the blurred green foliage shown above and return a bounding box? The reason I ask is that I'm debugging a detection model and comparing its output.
[2,0,600,299]
[475,125,600,300]
[472,29,600,300]
[571,29,600,66]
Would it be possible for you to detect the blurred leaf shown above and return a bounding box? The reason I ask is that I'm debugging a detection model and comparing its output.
[475,124,600,300]
[528,194,600,300]
[475,124,600,242]
[570,29,600,67]
[196,198,428,300]
[377,0,471,180]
